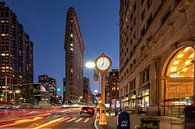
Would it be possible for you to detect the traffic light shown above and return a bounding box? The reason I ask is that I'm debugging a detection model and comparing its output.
[93,99,97,104]
[0,93,4,97]
[57,87,60,92]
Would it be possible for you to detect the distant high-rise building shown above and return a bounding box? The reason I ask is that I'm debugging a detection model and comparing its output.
[108,69,119,108]
[0,2,33,103]
[64,7,84,103]
[63,77,66,103]
[38,75,57,104]
[83,77,93,104]
[33,84,49,105]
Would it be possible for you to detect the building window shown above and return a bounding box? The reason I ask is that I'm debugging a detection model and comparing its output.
[138,88,150,112]
[140,68,150,84]
[147,0,152,9]
[147,15,153,28]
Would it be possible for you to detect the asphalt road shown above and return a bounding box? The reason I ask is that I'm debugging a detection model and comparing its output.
[0,108,95,129]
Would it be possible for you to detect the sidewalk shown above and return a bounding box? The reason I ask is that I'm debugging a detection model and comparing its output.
[94,115,116,129]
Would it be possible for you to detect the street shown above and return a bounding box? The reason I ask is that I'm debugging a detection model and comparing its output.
[0,108,95,129]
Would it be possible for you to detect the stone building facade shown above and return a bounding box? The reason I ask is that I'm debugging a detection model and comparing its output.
[120,0,195,128]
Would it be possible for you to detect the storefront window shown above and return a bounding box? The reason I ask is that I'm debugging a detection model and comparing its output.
[138,88,150,112]
[129,93,136,110]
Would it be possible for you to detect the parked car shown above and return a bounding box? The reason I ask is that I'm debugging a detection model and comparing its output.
[80,107,94,117]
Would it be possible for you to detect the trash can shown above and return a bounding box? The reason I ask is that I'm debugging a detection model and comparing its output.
[116,112,130,129]
[184,106,195,129]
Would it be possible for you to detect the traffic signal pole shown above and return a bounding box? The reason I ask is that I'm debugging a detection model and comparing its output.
[5,75,7,103]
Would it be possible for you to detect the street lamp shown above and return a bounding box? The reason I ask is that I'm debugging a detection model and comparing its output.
[85,61,95,69]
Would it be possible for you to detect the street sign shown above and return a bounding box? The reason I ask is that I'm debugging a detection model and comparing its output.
[94,70,99,83]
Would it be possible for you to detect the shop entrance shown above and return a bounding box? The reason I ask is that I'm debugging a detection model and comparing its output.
[162,47,194,117]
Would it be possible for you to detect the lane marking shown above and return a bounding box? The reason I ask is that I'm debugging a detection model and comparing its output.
[32,117,64,129]
[94,114,99,129]
[75,118,83,123]
[84,118,90,123]
[66,117,77,122]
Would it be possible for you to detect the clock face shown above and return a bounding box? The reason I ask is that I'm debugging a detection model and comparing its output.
[96,57,111,71]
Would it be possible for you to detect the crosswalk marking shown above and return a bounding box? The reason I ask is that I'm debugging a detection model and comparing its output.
[63,117,70,121]
[75,118,83,123]
[84,118,90,123]
[66,117,77,122]
[63,116,91,123]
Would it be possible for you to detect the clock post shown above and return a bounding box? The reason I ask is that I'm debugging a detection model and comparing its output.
[95,53,112,125]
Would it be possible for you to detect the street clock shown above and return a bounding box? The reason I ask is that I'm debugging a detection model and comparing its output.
[95,53,112,72]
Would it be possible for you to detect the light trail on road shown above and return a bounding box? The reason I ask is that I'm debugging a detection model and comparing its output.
[32,117,65,129]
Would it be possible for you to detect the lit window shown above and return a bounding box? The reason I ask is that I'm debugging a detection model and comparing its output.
[1,20,5,23]
[1,34,5,37]
[189,53,194,59]
[1,53,5,56]
[170,74,183,78]
[177,53,184,58]
[185,60,191,65]
[70,34,73,37]
[170,67,177,72]
[182,68,188,72]
[173,60,179,65]
[183,47,191,52]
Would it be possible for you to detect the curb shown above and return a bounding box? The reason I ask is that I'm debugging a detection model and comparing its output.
[94,114,99,129]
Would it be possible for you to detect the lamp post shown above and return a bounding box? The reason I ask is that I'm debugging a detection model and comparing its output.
[193,45,195,105]
[95,53,112,125]
[14,90,20,104]
[5,75,7,103]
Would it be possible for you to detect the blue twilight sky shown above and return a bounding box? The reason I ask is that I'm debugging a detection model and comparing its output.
[2,0,119,96]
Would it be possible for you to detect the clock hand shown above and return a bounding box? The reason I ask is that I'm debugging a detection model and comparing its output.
[102,58,105,66]
[102,58,105,67]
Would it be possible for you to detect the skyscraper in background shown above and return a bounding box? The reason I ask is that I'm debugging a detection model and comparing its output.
[64,7,84,103]
[0,2,33,104]
[38,74,57,104]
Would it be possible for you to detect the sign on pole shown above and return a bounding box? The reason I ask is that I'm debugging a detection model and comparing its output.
[93,69,99,84]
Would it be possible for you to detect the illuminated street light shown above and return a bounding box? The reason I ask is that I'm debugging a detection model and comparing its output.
[85,61,95,69]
